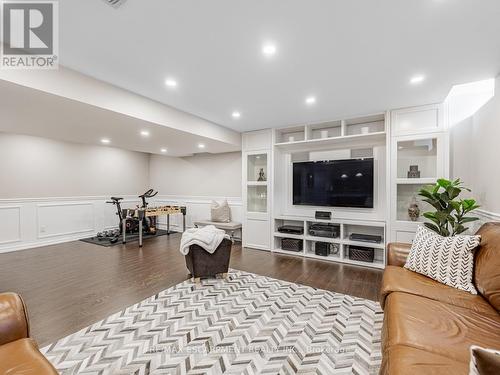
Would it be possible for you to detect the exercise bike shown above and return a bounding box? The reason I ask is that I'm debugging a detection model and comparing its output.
[107,189,158,233]
[107,196,138,234]
[96,189,159,244]
[138,189,158,235]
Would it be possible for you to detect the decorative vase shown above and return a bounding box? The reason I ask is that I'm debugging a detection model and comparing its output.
[257,168,266,182]
[407,165,421,178]
[320,130,329,139]
[408,196,420,222]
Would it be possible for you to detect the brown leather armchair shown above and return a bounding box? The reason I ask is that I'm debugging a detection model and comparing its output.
[0,293,58,375]
[379,223,500,375]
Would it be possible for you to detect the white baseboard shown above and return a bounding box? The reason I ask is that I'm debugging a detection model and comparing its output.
[476,208,500,222]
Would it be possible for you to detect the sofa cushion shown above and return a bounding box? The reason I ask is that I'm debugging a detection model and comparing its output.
[210,199,231,223]
[381,345,468,375]
[383,293,500,363]
[404,226,480,294]
[0,338,58,375]
[470,345,500,375]
[475,222,500,313]
[380,266,497,316]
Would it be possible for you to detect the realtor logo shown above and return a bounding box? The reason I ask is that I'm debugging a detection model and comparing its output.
[1,1,58,69]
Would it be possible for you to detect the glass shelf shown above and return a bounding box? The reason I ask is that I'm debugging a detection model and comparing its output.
[247,154,267,182]
[396,184,432,222]
[397,138,437,179]
[247,185,267,213]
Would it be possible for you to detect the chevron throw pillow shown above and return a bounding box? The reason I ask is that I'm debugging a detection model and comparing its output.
[404,226,481,294]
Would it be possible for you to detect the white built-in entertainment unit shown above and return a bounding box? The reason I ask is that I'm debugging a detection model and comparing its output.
[242,103,449,269]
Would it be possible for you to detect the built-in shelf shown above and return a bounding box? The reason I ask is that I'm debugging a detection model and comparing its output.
[274,131,386,151]
[395,178,436,185]
[273,248,304,257]
[343,239,385,249]
[274,113,386,152]
[342,257,385,269]
[304,235,341,244]
[247,181,268,186]
[272,215,386,270]
[273,232,303,240]
[304,252,341,261]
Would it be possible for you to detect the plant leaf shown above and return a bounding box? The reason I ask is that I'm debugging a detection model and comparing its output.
[424,222,441,235]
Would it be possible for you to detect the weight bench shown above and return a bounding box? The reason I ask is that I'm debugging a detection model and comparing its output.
[194,221,242,242]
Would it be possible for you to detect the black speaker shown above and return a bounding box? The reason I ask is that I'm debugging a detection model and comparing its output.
[315,211,332,220]
[315,242,340,256]
[281,238,303,252]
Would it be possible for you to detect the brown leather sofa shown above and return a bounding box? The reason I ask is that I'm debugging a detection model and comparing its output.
[0,293,58,375]
[379,222,500,374]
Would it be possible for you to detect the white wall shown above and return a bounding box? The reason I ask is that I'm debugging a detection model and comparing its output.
[149,152,242,198]
[0,134,243,252]
[149,152,243,235]
[450,76,500,219]
[0,133,150,198]
[0,133,151,252]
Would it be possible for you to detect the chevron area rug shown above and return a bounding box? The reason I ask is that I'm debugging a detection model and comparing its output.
[41,270,383,375]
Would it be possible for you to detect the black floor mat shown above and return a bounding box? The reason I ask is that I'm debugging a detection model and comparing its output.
[80,229,174,247]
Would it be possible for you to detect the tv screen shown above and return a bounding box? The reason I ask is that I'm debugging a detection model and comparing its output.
[293,158,374,208]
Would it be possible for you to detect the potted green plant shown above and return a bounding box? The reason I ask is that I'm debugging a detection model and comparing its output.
[418,178,480,237]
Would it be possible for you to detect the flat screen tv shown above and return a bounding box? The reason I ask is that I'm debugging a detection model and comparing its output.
[293,158,374,208]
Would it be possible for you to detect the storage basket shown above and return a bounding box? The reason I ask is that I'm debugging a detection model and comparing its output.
[348,245,374,262]
[281,238,303,252]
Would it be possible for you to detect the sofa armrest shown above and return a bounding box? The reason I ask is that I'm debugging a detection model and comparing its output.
[0,293,30,346]
[387,242,412,267]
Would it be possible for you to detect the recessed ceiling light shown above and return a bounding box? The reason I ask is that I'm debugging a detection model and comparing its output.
[232,111,241,119]
[262,43,276,57]
[160,148,167,153]
[410,75,425,85]
[140,130,150,137]
[101,138,111,144]
[165,78,177,88]
[198,143,205,149]
[305,96,316,105]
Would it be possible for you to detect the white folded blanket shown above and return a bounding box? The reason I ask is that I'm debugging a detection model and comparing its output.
[180,225,228,255]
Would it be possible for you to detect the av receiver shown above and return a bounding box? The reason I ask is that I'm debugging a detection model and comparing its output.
[278,225,304,235]
[308,223,339,238]
[349,233,382,243]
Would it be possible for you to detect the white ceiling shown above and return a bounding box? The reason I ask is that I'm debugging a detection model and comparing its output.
[58,0,500,132]
[0,79,240,157]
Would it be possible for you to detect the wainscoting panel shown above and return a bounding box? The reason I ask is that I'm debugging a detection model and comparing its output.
[0,206,21,245]
[472,209,500,233]
[0,195,242,253]
[37,202,95,239]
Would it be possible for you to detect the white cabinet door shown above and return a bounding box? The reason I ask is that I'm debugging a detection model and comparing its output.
[391,104,444,137]
[243,218,271,250]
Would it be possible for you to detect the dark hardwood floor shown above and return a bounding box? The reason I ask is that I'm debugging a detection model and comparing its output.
[0,234,382,347]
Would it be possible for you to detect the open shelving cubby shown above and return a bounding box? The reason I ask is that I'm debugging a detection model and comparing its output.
[344,114,385,136]
[275,126,306,144]
[273,113,387,151]
[306,120,342,140]
[272,216,386,269]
